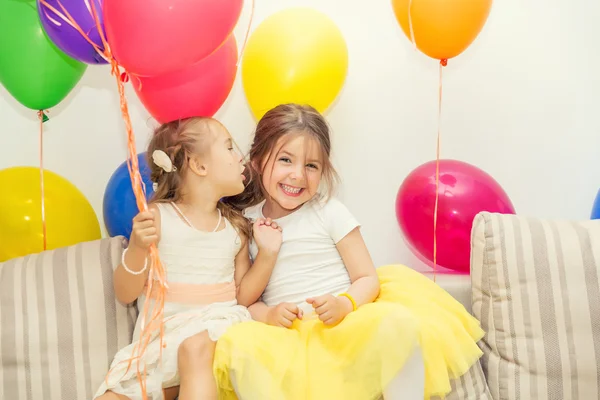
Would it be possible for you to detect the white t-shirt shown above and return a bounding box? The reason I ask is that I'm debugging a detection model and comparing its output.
[243,197,360,312]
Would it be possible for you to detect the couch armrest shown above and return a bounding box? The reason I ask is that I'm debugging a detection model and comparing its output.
[420,271,472,314]
[0,237,137,400]
[419,272,492,399]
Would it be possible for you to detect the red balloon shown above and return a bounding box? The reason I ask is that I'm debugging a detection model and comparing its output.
[133,36,238,123]
[395,159,515,273]
[103,0,243,77]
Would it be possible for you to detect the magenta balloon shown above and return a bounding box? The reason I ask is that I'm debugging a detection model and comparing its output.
[395,159,515,273]
[37,0,106,64]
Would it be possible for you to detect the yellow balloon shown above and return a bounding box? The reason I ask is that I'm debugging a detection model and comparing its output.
[242,7,348,119]
[0,167,101,262]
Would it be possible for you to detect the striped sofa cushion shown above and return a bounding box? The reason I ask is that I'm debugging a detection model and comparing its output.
[471,212,600,400]
[438,361,492,400]
[0,237,137,400]
[424,273,492,399]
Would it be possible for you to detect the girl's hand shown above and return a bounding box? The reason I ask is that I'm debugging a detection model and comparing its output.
[253,218,283,256]
[307,294,353,326]
[129,210,159,251]
[266,302,303,328]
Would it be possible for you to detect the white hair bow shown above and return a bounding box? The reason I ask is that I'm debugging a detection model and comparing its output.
[152,150,177,173]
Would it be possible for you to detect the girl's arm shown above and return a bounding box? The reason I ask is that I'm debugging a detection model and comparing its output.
[113,205,160,305]
[336,227,380,308]
[248,301,270,321]
[234,218,282,307]
[234,240,279,307]
[307,227,379,324]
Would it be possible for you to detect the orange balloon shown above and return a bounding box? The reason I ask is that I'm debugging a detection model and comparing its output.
[391,0,493,60]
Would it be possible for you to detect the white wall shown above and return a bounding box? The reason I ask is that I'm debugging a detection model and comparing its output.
[2,0,599,269]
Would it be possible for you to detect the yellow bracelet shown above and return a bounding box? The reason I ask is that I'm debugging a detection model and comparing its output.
[338,292,357,312]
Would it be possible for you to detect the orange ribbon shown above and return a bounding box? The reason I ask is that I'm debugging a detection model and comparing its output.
[407,1,447,282]
[433,59,447,283]
[37,1,166,397]
[37,1,255,397]
[37,110,48,251]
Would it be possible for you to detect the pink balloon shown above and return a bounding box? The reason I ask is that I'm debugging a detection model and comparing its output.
[103,0,243,77]
[395,159,515,273]
[133,36,238,124]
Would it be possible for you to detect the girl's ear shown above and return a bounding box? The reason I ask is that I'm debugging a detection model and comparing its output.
[188,156,208,177]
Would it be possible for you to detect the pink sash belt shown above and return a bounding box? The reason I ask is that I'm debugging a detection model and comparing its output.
[145,280,237,305]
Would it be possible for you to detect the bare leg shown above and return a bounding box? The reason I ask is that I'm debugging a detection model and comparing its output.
[95,388,179,400]
[177,331,217,400]
[163,386,180,400]
[383,345,425,400]
[94,392,131,400]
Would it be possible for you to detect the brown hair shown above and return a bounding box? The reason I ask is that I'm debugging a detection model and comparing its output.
[147,117,250,239]
[223,103,339,211]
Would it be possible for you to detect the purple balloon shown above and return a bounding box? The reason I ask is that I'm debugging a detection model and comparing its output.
[37,0,106,65]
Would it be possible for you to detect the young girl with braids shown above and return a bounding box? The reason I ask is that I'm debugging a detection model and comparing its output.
[213,104,485,400]
[94,117,283,400]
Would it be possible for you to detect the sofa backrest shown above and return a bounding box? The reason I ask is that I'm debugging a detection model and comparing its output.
[471,212,600,400]
[0,237,137,400]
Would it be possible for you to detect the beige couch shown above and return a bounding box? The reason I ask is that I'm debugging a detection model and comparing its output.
[1,212,599,399]
[437,212,600,400]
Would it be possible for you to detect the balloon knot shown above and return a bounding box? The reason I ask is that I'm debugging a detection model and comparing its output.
[440,59,448,67]
[120,72,130,83]
[38,111,49,123]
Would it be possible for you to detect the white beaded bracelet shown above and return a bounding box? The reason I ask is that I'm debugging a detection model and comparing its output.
[121,247,148,275]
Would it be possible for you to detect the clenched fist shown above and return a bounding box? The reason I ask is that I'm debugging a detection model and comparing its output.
[266,302,304,328]
[307,294,353,326]
[129,210,159,250]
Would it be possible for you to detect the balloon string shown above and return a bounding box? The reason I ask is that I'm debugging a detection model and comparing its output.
[38,0,109,62]
[433,59,447,283]
[37,111,47,251]
[407,0,417,51]
[236,0,255,66]
[37,2,168,399]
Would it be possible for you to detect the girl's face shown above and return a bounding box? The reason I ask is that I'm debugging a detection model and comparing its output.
[206,126,245,197]
[187,123,245,198]
[260,132,324,219]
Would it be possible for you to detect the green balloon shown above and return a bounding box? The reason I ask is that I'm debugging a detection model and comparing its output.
[0,0,87,110]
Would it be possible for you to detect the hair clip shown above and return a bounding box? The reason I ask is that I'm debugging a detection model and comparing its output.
[152,150,177,173]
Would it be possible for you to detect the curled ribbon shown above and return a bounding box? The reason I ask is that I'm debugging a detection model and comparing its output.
[37,1,166,397]
[37,0,257,397]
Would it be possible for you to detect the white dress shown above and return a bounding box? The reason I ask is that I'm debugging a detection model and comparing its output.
[94,203,251,400]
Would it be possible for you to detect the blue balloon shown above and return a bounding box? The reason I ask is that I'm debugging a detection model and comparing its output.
[103,153,154,238]
[592,189,600,220]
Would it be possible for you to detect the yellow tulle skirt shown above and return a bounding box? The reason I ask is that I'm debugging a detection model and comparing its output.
[213,265,484,400]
